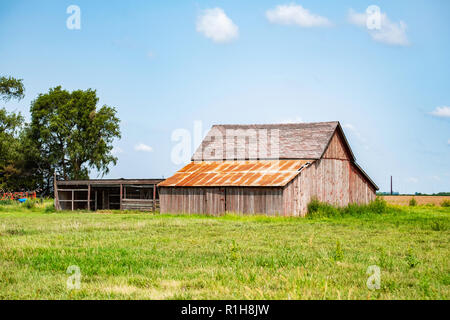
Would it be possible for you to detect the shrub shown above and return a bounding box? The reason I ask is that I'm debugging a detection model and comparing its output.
[307,197,321,214]
[409,197,417,207]
[24,199,36,209]
[332,240,344,261]
[45,203,56,213]
[441,200,450,207]
[307,197,341,217]
[0,200,14,206]
[405,248,420,268]
[368,197,387,214]
[307,197,388,217]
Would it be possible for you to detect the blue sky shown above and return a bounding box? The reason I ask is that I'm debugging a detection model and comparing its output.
[1,0,449,193]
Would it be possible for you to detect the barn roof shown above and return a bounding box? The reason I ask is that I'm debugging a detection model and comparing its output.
[158,160,312,187]
[192,121,348,161]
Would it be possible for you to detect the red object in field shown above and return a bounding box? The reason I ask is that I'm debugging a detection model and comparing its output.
[0,191,37,201]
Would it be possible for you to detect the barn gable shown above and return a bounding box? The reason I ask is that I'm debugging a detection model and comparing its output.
[321,126,354,161]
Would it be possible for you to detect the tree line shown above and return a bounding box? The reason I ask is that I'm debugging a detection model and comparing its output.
[0,76,121,195]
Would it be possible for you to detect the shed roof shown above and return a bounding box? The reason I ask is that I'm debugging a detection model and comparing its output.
[158,160,312,187]
[56,179,164,186]
[192,121,341,161]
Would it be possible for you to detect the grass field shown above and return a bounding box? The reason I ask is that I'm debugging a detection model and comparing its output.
[0,200,449,300]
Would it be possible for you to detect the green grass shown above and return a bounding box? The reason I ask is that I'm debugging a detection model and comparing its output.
[0,200,449,300]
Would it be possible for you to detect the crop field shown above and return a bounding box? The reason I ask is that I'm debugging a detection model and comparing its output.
[0,200,449,300]
[382,196,450,206]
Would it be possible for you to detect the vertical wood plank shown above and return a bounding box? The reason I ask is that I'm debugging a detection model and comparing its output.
[87,184,91,211]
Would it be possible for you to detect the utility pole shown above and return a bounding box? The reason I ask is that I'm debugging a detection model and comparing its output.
[390,176,393,195]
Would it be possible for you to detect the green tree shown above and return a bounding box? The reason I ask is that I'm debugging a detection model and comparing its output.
[0,76,25,101]
[30,86,121,181]
[0,76,25,191]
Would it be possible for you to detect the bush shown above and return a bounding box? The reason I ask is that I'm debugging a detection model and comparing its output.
[406,248,420,268]
[307,198,340,217]
[368,197,387,214]
[441,200,450,207]
[307,197,388,217]
[44,203,55,213]
[332,240,344,261]
[409,197,417,207]
[22,199,37,209]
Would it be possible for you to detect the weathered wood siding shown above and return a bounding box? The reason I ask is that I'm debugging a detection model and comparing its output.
[159,187,283,215]
[226,188,283,215]
[349,163,376,204]
[292,159,350,216]
[322,130,351,160]
[287,131,375,216]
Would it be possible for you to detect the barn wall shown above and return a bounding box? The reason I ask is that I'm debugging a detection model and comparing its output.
[349,163,376,204]
[159,187,283,215]
[291,159,376,216]
[286,131,375,216]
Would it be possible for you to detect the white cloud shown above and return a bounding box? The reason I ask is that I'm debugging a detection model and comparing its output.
[111,146,123,155]
[280,116,304,123]
[266,4,332,27]
[196,8,239,43]
[406,177,419,184]
[134,143,153,152]
[430,106,450,118]
[348,8,409,46]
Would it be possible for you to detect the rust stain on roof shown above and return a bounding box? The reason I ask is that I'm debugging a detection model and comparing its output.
[159,160,313,187]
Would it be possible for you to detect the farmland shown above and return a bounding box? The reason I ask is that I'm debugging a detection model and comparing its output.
[0,201,449,300]
[382,195,450,206]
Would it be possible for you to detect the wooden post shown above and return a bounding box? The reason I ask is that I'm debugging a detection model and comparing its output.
[153,184,156,213]
[71,190,74,211]
[120,184,123,210]
[390,176,393,195]
[87,184,91,211]
[53,172,61,210]
[95,191,97,211]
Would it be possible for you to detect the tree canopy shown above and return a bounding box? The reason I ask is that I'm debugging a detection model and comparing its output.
[0,77,121,194]
[30,86,121,181]
[0,76,25,191]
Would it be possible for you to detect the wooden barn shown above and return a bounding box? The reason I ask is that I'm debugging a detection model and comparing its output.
[158,121,378,216]
[54,179,164,211]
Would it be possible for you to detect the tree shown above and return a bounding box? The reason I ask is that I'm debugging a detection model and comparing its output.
[0,76,25,101]
[0,76,25,191]
[30,86,121,182]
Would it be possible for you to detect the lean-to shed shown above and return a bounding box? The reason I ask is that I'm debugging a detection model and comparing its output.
[159,121,378,216]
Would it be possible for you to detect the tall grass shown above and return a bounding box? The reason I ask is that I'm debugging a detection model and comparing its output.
[307,197,390,218]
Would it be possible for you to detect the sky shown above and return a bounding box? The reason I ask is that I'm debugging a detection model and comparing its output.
[0,0,449,194]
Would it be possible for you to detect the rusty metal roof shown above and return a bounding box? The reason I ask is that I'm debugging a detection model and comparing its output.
[192,121,341,161]
[158,160,313,187]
